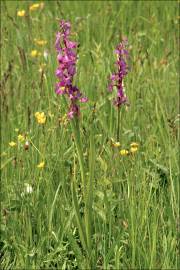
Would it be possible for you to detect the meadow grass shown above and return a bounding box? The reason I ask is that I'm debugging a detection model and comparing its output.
[1,1,179,269]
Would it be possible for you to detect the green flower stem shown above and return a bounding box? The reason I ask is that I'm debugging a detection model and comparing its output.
[71,118,86,195]
[117,107,121,141]
[63,98,93,266]
[71,116,95,268]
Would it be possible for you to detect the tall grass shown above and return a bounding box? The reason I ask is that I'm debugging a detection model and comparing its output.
[1,1,179,269]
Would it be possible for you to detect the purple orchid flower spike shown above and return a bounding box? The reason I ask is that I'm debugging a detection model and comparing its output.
[55,20,88,119]
[108,37,129,107]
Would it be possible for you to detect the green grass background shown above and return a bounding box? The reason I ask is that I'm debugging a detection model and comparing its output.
[1,1,179,269]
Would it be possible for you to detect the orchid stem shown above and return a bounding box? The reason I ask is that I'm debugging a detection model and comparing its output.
[117,108,121,141]
[71,117,94,268]
[72,118,86,195]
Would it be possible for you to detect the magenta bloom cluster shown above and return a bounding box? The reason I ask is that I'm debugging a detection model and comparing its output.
[55,20,88,119]
[108,38,129,107]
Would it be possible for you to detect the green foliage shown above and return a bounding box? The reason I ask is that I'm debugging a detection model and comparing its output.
[1,1,179,269]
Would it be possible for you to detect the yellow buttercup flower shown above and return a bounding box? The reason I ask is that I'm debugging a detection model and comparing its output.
[35,112,46,124]
[130,147,138,153]
[30,50,41,57]
[29,3,40,11]
[31,50,38,57]
[35,112,39,117]
[17,10,26,17]
[112,142,121,148]
[120,149,129,156]
[31,50,41,57]
[130,142,139,148]
[110,138,121,148]
[37,161,45,168]
[130,142,139,154]
[9,141,17,147]
[29,2,44,11]
[18,134,25,142]
[34,39,47,46]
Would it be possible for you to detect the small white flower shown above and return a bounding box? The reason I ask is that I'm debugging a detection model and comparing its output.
[21,183,33,197]
[25,183,33,193]
[43,50,48,61]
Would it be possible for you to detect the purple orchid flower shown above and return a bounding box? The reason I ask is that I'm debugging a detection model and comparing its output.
[55,20,88,119]
[108,38,129,107]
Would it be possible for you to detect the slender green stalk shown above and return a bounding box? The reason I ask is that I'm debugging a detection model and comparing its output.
[71,117,94,268]
[117,107,121,141]
[71,118,86,196]
[71,180,87,253]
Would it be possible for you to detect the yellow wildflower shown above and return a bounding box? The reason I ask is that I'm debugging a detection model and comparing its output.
[130,142,139,154]
[35,112,46,124]
[30,50,38,57]
[130,142,139,148]
[29,3,40,11]
[17,10,26,17]
[130,147,138,154]
[15,128,19,133]
[110,138,121,148]
[35,112,39,117]
[31,50,41,57]
[9,141,17,147]
[120,149,129,156]
[18,134,25,142]
[37,161,45,169]
[34,39,47,46]
[29,2,44,11]
[112,141,121,148]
